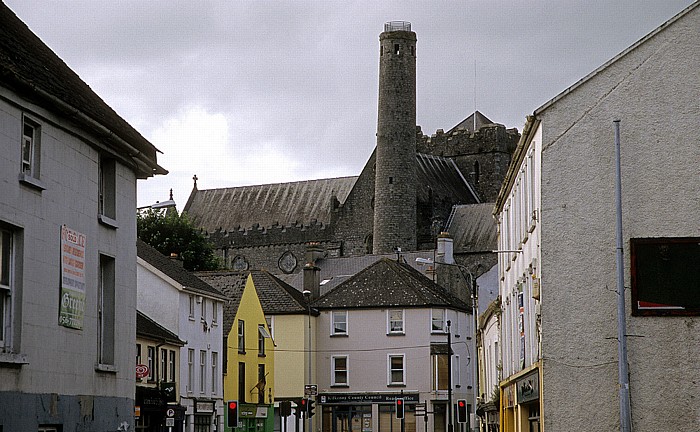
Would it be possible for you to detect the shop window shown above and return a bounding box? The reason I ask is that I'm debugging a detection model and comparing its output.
[631,237,700,315]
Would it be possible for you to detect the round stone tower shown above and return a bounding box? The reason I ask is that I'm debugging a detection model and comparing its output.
[373,21,417,255]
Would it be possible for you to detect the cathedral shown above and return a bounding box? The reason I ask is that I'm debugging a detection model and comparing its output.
[183,22,519,278]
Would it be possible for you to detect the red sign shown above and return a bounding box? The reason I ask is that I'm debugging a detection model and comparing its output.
[136,364,149,379]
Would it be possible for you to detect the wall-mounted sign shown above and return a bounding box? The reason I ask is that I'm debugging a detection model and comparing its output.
[516,369,539,404]
[59,225,86,329]
[319,393,419,404]
[135,364,149,379]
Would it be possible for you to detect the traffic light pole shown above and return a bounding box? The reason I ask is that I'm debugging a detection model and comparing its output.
[447,320,453,432]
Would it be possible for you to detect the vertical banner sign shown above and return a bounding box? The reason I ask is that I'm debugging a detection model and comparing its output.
[518,291,525,368]
[59,225,86,329]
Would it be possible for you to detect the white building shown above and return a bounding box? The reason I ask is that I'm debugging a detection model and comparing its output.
[495,2,700,431]
[137,239,228,432]
[0,4,164,430]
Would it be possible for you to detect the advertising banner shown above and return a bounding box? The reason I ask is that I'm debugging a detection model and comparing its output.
[59,225,86,329]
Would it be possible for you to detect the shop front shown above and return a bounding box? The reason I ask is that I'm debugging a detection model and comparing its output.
[234,402,274,432]
[318,393,419,432]
[499,367,541,432]
[136,386,186,432]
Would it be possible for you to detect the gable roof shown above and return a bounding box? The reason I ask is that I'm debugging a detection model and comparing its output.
[416,153,479,204]
[312,257,470,311]
[196,270,316,343]
[447,203,498,253]
[183,176,357,232]
[136,239,226,299]
[0,4,165,178]
[137,310,185,346]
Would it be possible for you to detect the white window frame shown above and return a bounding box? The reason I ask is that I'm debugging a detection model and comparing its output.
[147,346,155,381]
[201,298,207,322]
[97,254,115,365]
[189,295,195,320]
[331,355,349,386]
[0,227,14,352]
[454,354,461,387]
[387,309,404,334]
[169,350,176,382]
[388,354,406,385]
[211,351,218,394]
[265,315,273,339]
[238,319,245,353]
[98,156,117,223]
[212,301,218,325]
[20,115,41,179]
[331,310,348,336]
[187,348,194,392]
[431,308,446,333]
[160,347,168,381]
[199,350,207,393]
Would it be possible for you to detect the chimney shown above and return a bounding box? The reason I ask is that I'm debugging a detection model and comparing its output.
[436,232,454,264]
[303,262,321,300]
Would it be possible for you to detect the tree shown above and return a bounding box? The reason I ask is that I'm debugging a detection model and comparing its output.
[137,208,221,271]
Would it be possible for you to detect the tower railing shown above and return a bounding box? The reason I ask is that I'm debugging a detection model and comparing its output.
[384,21,411,32]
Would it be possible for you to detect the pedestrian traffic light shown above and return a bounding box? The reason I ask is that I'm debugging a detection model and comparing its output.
[395,398,404,419]
[308,399,316,418]
[280,401,292,417]
[299,398,308,417]
[456,399,467,423]
[227,400,239,428]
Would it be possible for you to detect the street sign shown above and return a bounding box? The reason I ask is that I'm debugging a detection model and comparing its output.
[165,418,175,427]
[135,364,149,379]
[166,408,175,417]
[304,384,317,396]
[414,403,426,416]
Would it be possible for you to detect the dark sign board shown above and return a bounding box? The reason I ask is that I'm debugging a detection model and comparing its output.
[319,393,419,405]
[631,237,700,316]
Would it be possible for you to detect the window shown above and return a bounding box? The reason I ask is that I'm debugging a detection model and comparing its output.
[257,364,266,404]
[20,116,41,180]
[265,316,273,339]
[431,308,446,333]
[136,344,141,365]
[631,237,700,316]
[331,355,348,386]
[161,348,167,381]
[454,354,461,387]
[258,324,267,356]
[187,349,194,392]
[147,346,155,381]
[238,320,245,353]
[212,301,218,325]
[97,254,115,365]
[98,157,116,223]
[189,295,195,319]
[431,344,449,391]
[200,350,207,393]
[388,354,405,385]
[331,310,348,336]
[211,351,218,393]
[388,309,404,334]
[238,362,246,402]
[0,227,17,353]
[169,350,176,382]
[201,298,207,322]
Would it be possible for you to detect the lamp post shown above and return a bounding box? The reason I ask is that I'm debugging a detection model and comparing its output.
[416,257,479,432]
[302,289,312,432]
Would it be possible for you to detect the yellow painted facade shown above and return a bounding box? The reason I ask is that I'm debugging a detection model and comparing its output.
[269,313,315,399]
[224,275,275,405]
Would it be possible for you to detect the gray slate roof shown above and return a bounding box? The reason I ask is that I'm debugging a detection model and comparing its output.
[137,310,184,346]
[416,153,478,204]
[196,270,314,343]
[183,177,358,232]
[447,203,498,253]
[312,258,470,311]
[137,239,226,299]
[0,4,165,178]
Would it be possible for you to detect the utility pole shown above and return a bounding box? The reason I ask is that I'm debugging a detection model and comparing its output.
[447,320,453,432]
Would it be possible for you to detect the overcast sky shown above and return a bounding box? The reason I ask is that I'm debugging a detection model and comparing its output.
[5,0,694,208]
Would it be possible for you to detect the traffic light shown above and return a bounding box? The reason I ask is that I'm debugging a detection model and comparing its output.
[298,398,308,417]
[395,398,404,419]
[227,400,239,428]
[308,399,316,418]
[280,401,292,417]
[456,399,467,424]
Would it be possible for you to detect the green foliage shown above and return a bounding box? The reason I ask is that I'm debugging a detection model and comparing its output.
[137,208,221,271]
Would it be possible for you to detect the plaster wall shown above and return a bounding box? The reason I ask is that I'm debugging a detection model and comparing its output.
[538,6,700,430]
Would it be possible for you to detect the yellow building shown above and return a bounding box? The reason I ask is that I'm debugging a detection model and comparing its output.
[223,274,276,432]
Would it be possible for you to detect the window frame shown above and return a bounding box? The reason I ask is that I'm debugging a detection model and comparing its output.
[331,310,348,336]
[258,324,266,356]
[331,355,349,386]
[98,156,117,227]
[189,295,196,320]
[147,346,155,382]
[387,309,405,335]
[187,348,194,392]
[0,227,14,352]
[19,115,45,190]
[387,354,406,386]
[431,308,446,333]
[199,350,207,393]
[201,298,207,322]
[211,351,218,394]
[169,350,176,382]
[97,254,115,366]
[238,320,245,353]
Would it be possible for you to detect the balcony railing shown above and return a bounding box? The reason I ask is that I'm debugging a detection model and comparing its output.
[384,21,411,32]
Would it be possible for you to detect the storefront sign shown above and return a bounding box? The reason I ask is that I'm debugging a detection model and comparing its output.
[195,400,215,413]
[319,393,419,404]
[59,225,86,329]
[516,370,539,404]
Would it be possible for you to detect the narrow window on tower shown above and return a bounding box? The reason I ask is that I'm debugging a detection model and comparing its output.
[411,45,415,56]
[394,43,400,55]
[389,177,393,184]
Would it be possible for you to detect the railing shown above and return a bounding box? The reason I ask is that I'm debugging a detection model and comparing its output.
[384,21,411,32]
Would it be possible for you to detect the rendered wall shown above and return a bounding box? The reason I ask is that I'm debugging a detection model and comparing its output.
[538,6,700,430]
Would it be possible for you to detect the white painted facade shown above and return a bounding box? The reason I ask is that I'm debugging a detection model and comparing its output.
[137,258,227,432]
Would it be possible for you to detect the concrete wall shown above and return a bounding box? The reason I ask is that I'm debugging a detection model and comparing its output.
[538,5,700,431]
[0,88,137,429]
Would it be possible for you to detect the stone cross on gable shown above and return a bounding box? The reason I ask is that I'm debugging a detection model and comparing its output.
[192,174,198,188]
